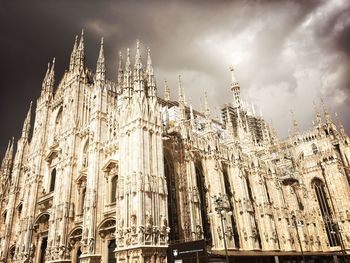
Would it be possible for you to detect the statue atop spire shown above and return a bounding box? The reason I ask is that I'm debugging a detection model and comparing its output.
[96,37,106,82]
[229,65,241,108]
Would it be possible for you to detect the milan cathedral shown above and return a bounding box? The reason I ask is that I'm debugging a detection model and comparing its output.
[0,31,350,263]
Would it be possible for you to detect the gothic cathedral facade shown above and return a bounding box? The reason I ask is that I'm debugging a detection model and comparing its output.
[1,32,350,263]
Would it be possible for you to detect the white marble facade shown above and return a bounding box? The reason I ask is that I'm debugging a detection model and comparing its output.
[1,32,350,263]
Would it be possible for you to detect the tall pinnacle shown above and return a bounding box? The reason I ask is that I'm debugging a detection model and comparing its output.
[22,101,33,139]
[146,48,156,97]
[313,101,322,126]
[229,65,241,108]
[164,79,170,101]
[291,110,300,135]
[123,48,132,100]
[178,75,186,121]
[134,39,142,69]
[320,98,331,124]
[47,57,55,90]
[41,62,51,91]
[117,51,124,92]
[204,91,210,119]
[76,29,85,71]
[335,112,345,135]
[96,37,106,82]
[69,35,78,71]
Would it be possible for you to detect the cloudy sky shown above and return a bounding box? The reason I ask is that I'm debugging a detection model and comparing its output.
[0,0,349,157]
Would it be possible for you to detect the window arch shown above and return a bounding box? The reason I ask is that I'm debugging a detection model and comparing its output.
[312,143,318,154]
[312,178,340,247]
[49,168,56,192]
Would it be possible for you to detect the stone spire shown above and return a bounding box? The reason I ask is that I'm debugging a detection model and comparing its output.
[178,75,186,121]
[96,37,106,82]
[229,65,241,108]
[313,101,322,126]
[146,48,156,98]
[133,40,145,95]
[47,57,55,91]
[335,112,345,136]
[290,110,300,136]
[21,101,32,139]
[69,35,78,71]
[164,79,170,101]
[204,91,212,131]
[123,48,132,100]
[190,104,195,128]
[41,62,51,91]
[320,98,331,124]
[117,50,124,90]
[226,106,235,138]
[76,29,85,71]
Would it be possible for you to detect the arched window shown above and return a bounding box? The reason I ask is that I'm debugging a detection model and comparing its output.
[111,176,117,203]
[222,164,240,248]
[49,168,56,192]
[195,163,212,244]
[164,155,180,242]
[312,178,340,247]
[312,143,318,154]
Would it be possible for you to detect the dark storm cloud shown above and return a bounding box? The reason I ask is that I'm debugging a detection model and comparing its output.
[0,0,349,158]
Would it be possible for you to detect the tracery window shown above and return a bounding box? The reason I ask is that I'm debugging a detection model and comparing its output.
[312,178,340,247]
[312,143,318,154]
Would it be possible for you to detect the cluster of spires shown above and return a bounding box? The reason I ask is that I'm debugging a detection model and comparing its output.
[41,30,157,100]
[290,98,346,137]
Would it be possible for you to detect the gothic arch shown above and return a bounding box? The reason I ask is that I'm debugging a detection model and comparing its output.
[311,178,340,247]
[68,226,83,247]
